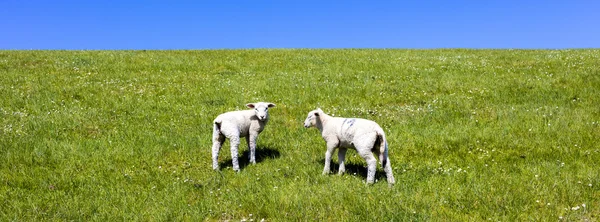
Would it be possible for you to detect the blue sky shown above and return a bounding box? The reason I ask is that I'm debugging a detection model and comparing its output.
[1,1,599,49]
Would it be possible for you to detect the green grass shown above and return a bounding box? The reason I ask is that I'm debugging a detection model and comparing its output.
[1,49,598,221]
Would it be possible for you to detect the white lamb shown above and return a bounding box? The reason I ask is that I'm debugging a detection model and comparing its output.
[304,108,395,185]
[212,102,276,172]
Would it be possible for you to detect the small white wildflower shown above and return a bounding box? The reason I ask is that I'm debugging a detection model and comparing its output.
[571,206,580,211]
[582,203,586,208]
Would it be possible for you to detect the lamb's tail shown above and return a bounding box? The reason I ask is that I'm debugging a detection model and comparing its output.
[376,128,389,165]
[212,119,222,140]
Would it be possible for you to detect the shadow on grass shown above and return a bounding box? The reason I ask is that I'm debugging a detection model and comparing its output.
[218,146,281,171]
[317,158,388,182]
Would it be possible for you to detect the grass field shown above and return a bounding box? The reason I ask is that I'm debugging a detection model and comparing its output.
[1,49,599,221]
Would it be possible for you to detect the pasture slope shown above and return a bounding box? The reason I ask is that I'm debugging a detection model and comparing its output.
[0,49,598,221]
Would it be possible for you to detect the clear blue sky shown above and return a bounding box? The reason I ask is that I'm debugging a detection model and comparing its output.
[1,0,598,49]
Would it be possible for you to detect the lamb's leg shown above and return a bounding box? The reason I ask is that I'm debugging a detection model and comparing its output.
[354,133,379,184]
[212,130,225,170]
[248,133,258,164]
[230,135,241,172]
[323,141,338,175]
[383,156,395,185]
[377,143,395,185]
[358,149,377,184]
[337,148,348,175]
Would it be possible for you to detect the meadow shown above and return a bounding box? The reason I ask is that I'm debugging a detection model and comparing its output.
[0,49,598,221]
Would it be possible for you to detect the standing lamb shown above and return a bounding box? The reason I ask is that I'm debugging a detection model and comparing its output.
[212,102,276,172]
[303,108,395,185]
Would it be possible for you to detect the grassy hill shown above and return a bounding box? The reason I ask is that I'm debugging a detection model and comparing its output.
[1,49,598,221]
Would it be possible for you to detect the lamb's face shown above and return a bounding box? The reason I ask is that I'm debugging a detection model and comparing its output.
[247,102,276,121]
[304,110,319,128]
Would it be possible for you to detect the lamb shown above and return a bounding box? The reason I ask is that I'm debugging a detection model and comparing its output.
[303,108,395,185]
[212,102,276,172]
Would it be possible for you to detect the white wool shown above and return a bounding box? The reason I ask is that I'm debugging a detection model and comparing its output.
[304,108,395,185]
[212,102,275,172]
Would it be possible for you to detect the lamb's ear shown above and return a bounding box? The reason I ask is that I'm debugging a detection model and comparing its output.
[316,108,323,115]
[246,103,256,109]
[267,103,276,108]
[314,111,320,116]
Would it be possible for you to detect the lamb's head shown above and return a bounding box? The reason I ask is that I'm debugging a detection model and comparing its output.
[303,108,323,128]
[247,102,276,121]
